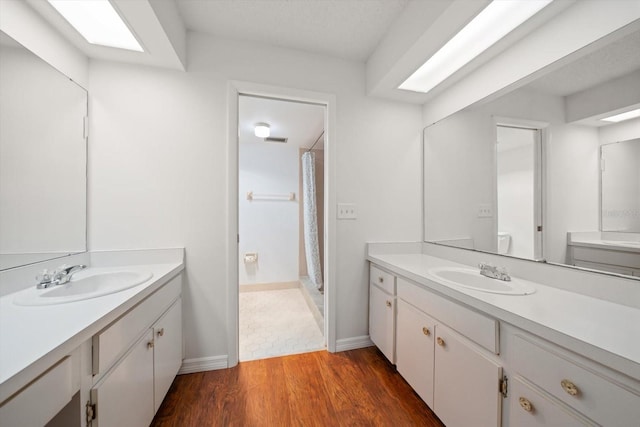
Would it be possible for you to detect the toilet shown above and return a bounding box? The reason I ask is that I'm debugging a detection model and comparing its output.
[497,232,511,254]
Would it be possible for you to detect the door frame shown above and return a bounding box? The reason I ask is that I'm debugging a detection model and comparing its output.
[227,81,337,367]
[493,116,548,261]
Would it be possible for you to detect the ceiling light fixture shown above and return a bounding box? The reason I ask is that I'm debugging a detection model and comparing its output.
[399,0,553,94]
[47,0,144,52]
[254,123,271,138]
[601,108,640,123]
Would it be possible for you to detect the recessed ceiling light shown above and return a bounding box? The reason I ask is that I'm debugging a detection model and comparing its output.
[254,123,271,138]
[601,108,640,123]
[47,0,144,52]
[399,0,553,94]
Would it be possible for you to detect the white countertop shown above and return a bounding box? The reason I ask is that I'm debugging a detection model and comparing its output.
[367,252,640,380]
[0,262,183,401]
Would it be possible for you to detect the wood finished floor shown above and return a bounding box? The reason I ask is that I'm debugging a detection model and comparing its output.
[151,347,445,427]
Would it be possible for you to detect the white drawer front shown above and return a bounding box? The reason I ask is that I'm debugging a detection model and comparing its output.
[370,264,396,295]
[0,357,76,427]
[514,335,640,427]
[510,376,596,427]
[93,274,182,376]
[397,277,498,354]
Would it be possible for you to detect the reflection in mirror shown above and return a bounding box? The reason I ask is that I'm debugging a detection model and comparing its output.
[601,138,640,232]
[424,27,640,279]
[0,31,87,270]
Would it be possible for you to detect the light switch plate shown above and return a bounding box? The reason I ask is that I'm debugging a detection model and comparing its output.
[337,203,357,219]
[477,204,493,218]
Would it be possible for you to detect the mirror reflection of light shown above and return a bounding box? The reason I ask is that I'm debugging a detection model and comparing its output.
[399,0,553,94]
[47,0,143,52]
[601,108,640,123]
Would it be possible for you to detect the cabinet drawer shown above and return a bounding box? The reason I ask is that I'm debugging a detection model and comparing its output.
[93,274,182,376]
[0,356,76,427]
[510,376,595,426]
[370,264,395,295]
[571,246,640,269]
[397,277,498,353]
[514,335,640,427]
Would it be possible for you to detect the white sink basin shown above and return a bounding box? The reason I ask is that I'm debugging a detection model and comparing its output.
[428,267,535,295]
[14,270,153,306]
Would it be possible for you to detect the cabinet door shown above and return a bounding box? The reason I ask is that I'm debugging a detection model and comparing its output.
[91,330,155,427]
[369,284,395,363]
[434,324,502,427]
[153,298,183,412]
[396,299,435,407]
[510,376,595,426]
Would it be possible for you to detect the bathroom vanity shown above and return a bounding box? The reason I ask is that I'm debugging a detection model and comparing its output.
[367,243,640,427]
[0,249,184,427]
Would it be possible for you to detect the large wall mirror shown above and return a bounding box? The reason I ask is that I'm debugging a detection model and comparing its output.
[0,31,87,270]
[424,26,640,279]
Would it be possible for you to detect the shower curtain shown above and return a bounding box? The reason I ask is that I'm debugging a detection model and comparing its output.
[301,151,323,291]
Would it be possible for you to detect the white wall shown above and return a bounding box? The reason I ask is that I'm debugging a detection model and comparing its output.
[0,0,88,87]
[238,142,299,285]
[88,34,423,363]
[601,139,640,232]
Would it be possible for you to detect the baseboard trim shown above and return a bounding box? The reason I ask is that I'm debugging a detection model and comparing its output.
[335,336,374,352]
[178,355,228,374]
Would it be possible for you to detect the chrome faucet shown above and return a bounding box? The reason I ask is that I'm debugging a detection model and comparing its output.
[36,264,86,289]
[479,262,511,281]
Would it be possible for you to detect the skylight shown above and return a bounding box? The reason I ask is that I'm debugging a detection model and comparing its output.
[399,0,553,94]
[48,0,144,52]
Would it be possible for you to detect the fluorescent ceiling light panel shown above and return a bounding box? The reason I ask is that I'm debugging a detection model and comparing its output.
[399,0,553,93]
[48,0,143,52]
[601,108,640,123]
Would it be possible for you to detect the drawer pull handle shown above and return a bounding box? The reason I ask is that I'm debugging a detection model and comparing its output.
[519,397,533,413]
[422,327,430,336]
[437,337,445,347]
[147,340,155,349]
[561,379,579,396]
[385,300,392,307]
[378,276,384,283]
[157,328,165,337]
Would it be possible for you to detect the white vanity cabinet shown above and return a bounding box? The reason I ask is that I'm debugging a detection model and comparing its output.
[369,265,396,363]
[396,299,435,406]
[89,275,183,426]
[508,334,640,427]
[393,273,502,427]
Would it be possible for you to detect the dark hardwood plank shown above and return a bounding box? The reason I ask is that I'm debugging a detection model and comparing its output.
[151,347,445,427]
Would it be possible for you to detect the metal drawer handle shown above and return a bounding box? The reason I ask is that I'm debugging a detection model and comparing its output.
[436,337,445,347]
[147,340,155,349]
[519,397,533,413]
[422,327,430,336]
[385,300,392,307]
[157,328,165,337]
[378,276,384,283]
[561,379,579,396]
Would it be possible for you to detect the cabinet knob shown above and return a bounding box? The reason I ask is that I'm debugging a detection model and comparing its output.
[147,340,155,349]
[157,328,165,337]
[519,397,533,413]
[436,337,445,347]
[385,300,392,307]
[378,276,384,283]
[422,327,430,336]
[560,379,579,396]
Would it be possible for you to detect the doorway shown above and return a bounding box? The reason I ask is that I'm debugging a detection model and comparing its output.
[237,95,326,362]
[496,124,543,260]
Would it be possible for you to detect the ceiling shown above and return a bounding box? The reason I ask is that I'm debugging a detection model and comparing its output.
[238,96,325,149]
[176,0,409,61]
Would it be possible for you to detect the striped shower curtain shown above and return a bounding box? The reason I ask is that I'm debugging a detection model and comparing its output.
[301,151,323,291]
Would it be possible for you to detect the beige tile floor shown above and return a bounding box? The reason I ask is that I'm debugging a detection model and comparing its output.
[239,288,325,362]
